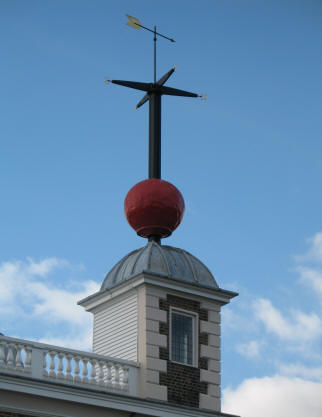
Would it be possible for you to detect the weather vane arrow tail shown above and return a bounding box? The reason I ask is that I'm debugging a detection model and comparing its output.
[126,15,175,43]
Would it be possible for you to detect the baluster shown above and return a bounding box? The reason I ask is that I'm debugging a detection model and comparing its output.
[48,351,56,377]
[0,342,6,366]
[106,362,112,386]
[57,353,64,378]
[65,354,72,381]
[7,343,15,367]
[114,363,120,389]
[15,345,23,369]
[74,356,81,382]
[98,361,104,386]
[43,351,48,376]
[120,365,128,390]
[89,359,96,384]
[24,346,32,369]
[81,358,88,383]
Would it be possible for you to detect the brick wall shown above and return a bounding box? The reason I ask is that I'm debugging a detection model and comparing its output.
[158,294,210,408]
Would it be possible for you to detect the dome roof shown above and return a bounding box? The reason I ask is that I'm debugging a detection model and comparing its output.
[101,241,218,291]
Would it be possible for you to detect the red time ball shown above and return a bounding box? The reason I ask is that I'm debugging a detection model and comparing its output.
[124,179,185,238]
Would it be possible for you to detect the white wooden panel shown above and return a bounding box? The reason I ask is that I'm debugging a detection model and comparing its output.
[93,291,138,361]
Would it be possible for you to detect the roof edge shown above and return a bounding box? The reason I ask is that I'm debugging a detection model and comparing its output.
[78,272,238,312]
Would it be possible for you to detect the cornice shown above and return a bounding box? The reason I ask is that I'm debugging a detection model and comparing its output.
[79,272,237,312]
[0,373,239,417]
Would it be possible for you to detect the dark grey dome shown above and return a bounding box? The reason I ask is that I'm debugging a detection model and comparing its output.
[101,241,218,291]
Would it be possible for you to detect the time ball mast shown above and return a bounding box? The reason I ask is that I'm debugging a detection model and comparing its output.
[108,15,203,243]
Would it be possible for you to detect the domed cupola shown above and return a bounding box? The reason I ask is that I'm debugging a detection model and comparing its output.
[101,241,219,291]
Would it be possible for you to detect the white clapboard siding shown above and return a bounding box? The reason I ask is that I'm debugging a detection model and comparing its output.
[93,291,138,361]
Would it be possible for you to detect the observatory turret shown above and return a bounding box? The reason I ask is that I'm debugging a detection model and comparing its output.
[79,14,238,412]
[79,238,236,410]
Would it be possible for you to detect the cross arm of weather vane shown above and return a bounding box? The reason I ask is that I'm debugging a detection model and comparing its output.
[111,66,199,110]
[134,66,176,109]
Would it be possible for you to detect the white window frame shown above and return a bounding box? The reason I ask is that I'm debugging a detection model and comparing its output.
[169,306,199,367]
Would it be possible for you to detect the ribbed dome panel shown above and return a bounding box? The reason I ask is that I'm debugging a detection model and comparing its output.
[101,242,218,291]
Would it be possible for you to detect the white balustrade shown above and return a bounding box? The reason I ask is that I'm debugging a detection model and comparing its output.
[7,344,15,366]
[49,351,56,377]
[98,360,104,386]
[25,347,32,369]
[65,354,72,381]
[74,356,81,382]
[15,345,23,369]
[106,361,112,386]
[43,351,48,377]
[89,359,96,384]
[0,335,139,396]
[81,358,88,383]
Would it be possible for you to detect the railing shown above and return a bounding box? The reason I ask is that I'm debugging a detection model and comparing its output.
[0,335,139,396]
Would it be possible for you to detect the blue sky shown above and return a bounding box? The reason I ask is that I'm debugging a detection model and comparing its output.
[1,1,322,416]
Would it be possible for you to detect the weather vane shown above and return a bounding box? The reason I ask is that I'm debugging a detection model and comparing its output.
[105,15,206,180]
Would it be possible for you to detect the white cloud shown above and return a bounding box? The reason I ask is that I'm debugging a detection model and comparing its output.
[223,233,322,386]
[236,340,262,359]
[222,376,322,417]
[223,233,322,417]
[0,261,19,304]
[0,258,69,307]
[222,302,258,333]
[28,279,99,324]
[297,266,322,299]
[295,232,322,263]
[278,363,322,382]
[38,324,93,351]
[26,257,69,277]
[0,258,100,351]
[253,298,322,342]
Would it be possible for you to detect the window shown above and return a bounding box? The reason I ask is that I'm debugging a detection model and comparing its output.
[170,309,197,366]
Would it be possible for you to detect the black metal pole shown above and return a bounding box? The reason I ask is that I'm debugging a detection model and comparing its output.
[149,92,161,179]
[154,26,157,84]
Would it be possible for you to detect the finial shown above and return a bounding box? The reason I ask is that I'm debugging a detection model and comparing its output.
[107,17,203,240]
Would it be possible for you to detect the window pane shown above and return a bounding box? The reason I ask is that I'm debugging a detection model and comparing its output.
[171,312,193,365]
